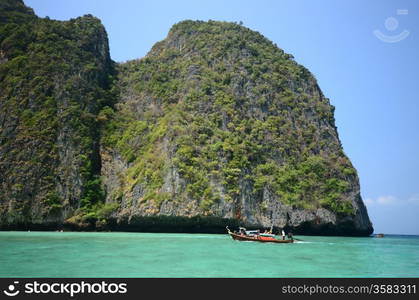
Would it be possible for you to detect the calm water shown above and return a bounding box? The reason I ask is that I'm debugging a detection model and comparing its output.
[0,231,418,277]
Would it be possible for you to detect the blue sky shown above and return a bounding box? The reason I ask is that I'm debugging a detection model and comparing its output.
[24,0,419,235]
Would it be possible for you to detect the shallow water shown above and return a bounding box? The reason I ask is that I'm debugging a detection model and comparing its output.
[0,232,418,277]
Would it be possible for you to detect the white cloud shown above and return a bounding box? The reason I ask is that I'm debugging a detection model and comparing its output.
[376,195,397,205]
[364,198,375,205]
[364,195,397,206]
[407,194,419,205]
[365,194,419,206]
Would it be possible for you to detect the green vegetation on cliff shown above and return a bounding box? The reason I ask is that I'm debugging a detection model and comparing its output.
[0,0,116,223]
[102,20,357,216]
[0,2,372,235]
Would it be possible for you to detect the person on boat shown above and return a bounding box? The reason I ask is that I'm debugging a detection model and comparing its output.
[287,232,293,241]
[281,229,286,240]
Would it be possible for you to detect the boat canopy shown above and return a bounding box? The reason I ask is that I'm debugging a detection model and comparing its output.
[245,230,260,235]
[260,233,275,237]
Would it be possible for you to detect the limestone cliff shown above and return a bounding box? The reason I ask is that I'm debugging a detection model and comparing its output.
[101,20,372,236]
[0,2,373,235]
[0,0,115,226]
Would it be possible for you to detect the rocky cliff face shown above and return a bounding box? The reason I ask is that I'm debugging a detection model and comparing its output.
[0,2,373,235]
[0,0,115,226]
[101,20,373,235]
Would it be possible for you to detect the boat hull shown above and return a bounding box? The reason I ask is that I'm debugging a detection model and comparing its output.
[229,233,294,243]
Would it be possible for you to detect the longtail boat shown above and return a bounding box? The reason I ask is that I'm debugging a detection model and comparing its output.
[226,226,294,243]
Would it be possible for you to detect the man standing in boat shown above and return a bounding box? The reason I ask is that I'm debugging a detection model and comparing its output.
[281,229,286,240]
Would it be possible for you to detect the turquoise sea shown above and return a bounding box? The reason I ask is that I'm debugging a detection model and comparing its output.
[0,232,418,277]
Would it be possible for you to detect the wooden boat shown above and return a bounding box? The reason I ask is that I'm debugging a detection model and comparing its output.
[226,227,294,243]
